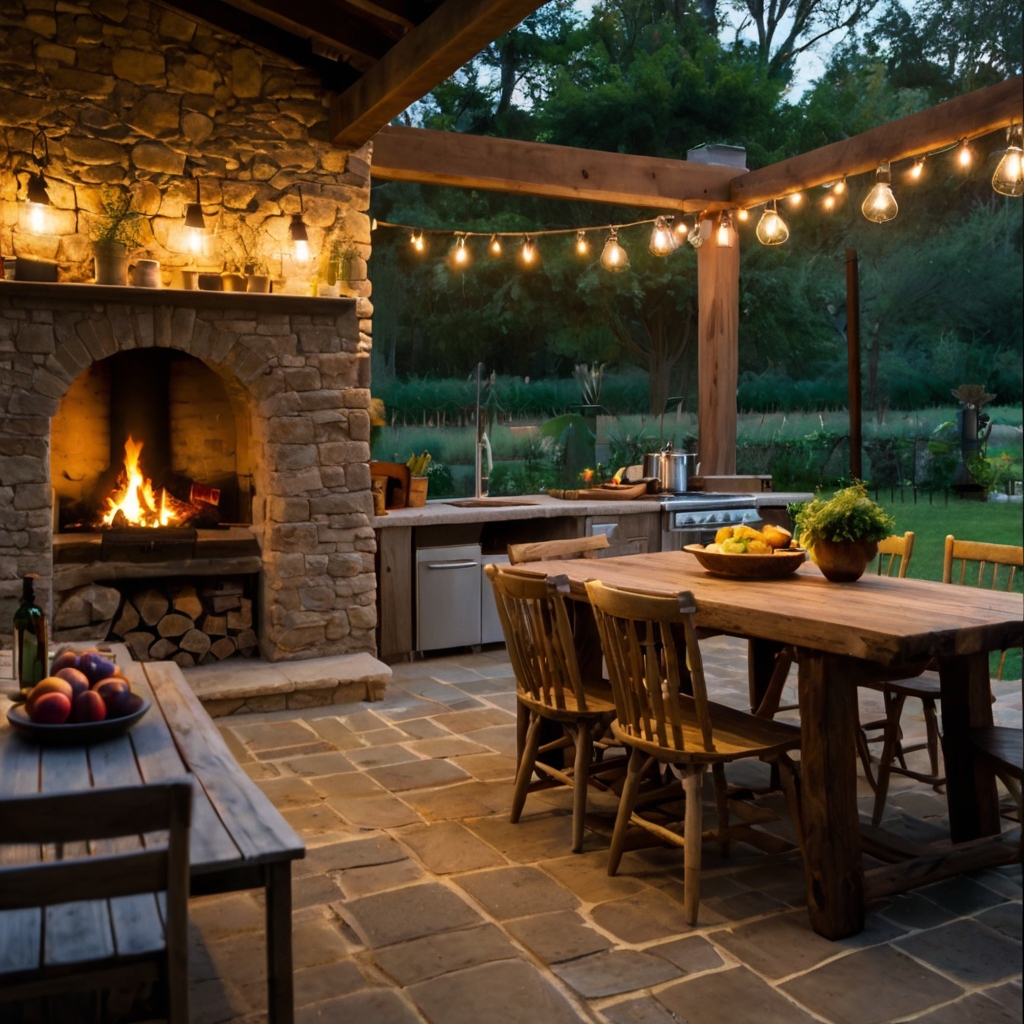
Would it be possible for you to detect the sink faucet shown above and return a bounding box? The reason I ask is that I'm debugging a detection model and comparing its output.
[475,362,489,498]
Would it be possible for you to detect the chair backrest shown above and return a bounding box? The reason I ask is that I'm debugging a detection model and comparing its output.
[485,564,589,712]
[507,534,610,566]
[0,780,192,933]
[942,535,1023,591]
[877,531,915,578]
[585,580,714,754]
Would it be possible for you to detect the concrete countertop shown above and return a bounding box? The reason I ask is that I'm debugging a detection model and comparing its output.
[372,492,810,528]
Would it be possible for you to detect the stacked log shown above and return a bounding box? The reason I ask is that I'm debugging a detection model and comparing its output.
[108,581,257,666]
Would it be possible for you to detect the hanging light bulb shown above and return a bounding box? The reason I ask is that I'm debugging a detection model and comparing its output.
[489,234,502,256]
[957,139,972,168]
[755,201,789,246]
[453,235,469,266]
[716,211,734,248]
[288,188,309,265]
[861,162,898,223]
[736,209,749,222]
[787,192,803,207]
[823,194,836,212]
[648,216,678,256]
[182,174,207,256]
[520,236,536,265]
[575,230,589,256]
[992,124,1024,197]
[411,230,426,252]
[908,159,924,181]
[600,228,628,271]
[674,218,689,239]
[833,178,847,196]
[24,172,52,235]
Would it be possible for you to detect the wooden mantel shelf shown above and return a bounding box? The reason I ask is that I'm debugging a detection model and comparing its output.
[0,280,356,316]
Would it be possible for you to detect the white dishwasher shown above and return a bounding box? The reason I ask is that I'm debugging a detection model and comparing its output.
[417,544,482,651]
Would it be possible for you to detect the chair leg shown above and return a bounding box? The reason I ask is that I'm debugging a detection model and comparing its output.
[711,762,731,856]
[682,765,706,926]
[871,691,907,827]
[855,720,878,792]
[572,720,593,854]
[922,698,943,786]
[516,700,529,773]
[511,712,542,825]
[608,746,644,876]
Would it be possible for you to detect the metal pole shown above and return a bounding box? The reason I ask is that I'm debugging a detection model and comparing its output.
[845,249,863,481]
[474,362,484,498]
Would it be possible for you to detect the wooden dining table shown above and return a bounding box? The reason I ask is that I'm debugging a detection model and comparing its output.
[515,551,1023,940]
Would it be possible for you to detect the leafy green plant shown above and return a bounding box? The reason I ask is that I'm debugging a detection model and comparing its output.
[607,424,654,469]
[794,485,896,546]
[91,187,143,248]
[426,461,455,498]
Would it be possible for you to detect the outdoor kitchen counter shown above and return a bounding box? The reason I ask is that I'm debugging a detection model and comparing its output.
[371,491,807,528]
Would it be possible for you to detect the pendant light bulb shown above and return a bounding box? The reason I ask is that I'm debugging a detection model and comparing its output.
[861,162,898,223]
[575,230,589,257]
[992,124,1024,197]
[715,212,734,248]
[823,194,836,212]
[411,231,425,252]
[520,236,536,265]
[454,235,469,266]
[674,218,689,238]
[600,228,628,271]
[909,159,924,181]
[24,172,51,235]
[736,209,749,222]
[787,192,803,207]
[489,234,502,256]
[755,201,789,246]
[648,216,678,256]
[957,139,972,168]
[183,175,207,256]
[833,178,847,195]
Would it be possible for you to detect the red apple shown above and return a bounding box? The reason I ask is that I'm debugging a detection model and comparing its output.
[26,677,74,714]
[71,690,107,723]
[79,652,116,685]
[50,650,80,674]
[30,691,72,724]
[94,678,132,717]
[54,667,90,697]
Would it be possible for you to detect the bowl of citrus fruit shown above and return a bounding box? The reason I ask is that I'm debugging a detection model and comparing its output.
[684,524,806,580]
[7,647,150,746]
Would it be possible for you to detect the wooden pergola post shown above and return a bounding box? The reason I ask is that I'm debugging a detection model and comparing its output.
[696,216,739,476]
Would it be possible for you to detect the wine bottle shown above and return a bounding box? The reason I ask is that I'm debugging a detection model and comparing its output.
[14,574,48,688]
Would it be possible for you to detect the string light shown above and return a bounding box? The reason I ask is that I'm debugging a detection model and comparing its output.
[288,187,309,265]
[957,139,972,168]
[822,194,836,212]
[908,159,925,180]
[600,228,628,271]
[716,211,734,248]
[183,174,207,256]
[674,218,689,238]
[787,193,803,207]
[520,236,537,265]
[489,234,501,256]
[992,124,1023,197]
[575,230,589,256]
[822,180,844,212]
[736,209,749,222]
[833,178,847,195]
[862,162,898,223]
[648,216,678,256]
[453,235,469,266]
[756,201,789,246]
[23,132,51,236]
[411,231,425,252]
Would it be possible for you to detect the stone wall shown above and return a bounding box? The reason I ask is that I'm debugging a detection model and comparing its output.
[0,285,378,662]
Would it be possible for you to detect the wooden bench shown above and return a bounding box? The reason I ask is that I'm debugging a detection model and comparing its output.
[0,644,305,1024]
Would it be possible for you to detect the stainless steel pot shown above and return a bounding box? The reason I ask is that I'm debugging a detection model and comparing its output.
[643,445,696,493]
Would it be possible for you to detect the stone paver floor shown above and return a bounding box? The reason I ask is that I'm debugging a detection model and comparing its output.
[193,637,1023,1024]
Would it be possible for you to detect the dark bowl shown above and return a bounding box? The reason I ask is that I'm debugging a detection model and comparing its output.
[6,699,151,746]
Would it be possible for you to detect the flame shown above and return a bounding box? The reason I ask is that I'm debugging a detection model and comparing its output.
[102,437,179,528]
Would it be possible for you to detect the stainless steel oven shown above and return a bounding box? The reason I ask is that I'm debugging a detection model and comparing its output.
[659,494,762,551]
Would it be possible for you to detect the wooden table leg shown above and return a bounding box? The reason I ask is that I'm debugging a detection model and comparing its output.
[938,653,1000,843]
[266,860,294,1024]
[797,650,865,940]
[748,638,783,713]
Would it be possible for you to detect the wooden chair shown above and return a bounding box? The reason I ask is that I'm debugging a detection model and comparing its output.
[0,781,192,1023]
[507,533,610,565]
[969,727,1023,849]
[876,531,915,577]
[585,580,803,924]
[486,564,618,853]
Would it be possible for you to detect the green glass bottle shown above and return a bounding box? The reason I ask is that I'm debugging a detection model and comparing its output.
[14,574,48,688]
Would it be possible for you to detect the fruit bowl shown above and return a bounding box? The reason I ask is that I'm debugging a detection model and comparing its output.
[6,698,151,746]
[684,544,806,580]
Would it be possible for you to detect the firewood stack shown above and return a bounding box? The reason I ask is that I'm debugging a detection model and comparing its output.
[108,581,257,667]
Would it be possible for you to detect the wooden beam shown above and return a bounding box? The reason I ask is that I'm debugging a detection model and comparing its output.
[335,0,420,31]
[370,125,736,210]
[696,215,739,476]
[331,0,560,148]
[732,76,1024,207]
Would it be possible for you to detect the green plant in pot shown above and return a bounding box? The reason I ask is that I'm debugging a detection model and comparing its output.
[91,187,143,286]
[793,485,895,582]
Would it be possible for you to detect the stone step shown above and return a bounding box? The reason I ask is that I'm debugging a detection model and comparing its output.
[182,652,391,716]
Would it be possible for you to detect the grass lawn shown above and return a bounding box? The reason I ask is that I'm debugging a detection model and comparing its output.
[879,496,1023,680]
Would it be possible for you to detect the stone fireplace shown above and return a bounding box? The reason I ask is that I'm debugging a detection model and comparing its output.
[0,282,377,663]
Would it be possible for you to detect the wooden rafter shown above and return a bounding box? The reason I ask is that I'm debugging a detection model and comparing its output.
[732,75,1024,207]
[330,0,551,148]
[371,126,738,210]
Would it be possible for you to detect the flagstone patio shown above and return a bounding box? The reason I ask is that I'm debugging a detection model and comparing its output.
[194,638,1023,1024]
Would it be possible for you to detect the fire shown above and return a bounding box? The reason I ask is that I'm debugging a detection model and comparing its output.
[102,437,180,528]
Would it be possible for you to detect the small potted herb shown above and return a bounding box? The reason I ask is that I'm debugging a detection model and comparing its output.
[793,484,895,582]
[91,187,143,286]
